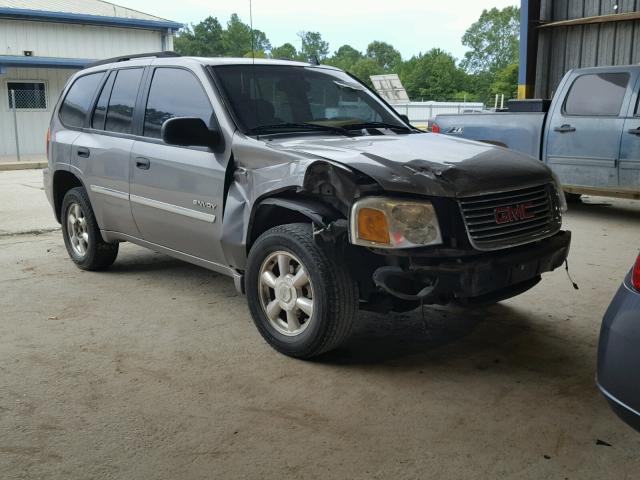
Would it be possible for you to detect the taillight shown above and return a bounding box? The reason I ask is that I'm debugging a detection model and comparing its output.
[632,255,640,291]
[46,128,51,159]
[431,123,441,133]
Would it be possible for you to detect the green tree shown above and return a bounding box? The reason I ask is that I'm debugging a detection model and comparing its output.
[271,43,299,60]
[298,31,329,61]
[400,48,463,100]
[222,14,253,57]
[490,62,519,99]
[461,6,520,73]
[174,16,225,56]
[366,41,402,71]
[348,58,384,87]
[327,45,363,70]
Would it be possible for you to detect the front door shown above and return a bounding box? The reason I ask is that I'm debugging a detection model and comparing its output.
[545,71,632,188]
[130,67,228,262]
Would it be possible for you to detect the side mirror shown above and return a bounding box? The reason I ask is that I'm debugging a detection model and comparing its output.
[399,114,410,124]
[161,117,224,151]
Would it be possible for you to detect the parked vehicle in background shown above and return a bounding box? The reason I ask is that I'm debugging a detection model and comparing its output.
[434,66,640,202]
[44,53,571,358]
[598,254,640,432]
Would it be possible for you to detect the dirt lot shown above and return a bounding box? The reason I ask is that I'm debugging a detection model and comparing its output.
[1,170,640,479]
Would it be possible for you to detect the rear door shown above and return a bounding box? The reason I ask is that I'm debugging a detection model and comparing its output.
[129,66,228,262]
[72,67,145,236]
[618,74,640,191]
[545,71,632,188]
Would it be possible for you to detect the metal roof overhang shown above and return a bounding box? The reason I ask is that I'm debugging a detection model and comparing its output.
[0,7,182,31]
[0,55,94,69]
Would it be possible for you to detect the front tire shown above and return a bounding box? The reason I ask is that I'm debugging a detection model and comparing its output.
[61,187,118,271]
[246,223,358,359]
[565,191,582,203]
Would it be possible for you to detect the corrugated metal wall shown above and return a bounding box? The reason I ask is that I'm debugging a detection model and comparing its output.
[535,0,640,98]
[0,19,167,59]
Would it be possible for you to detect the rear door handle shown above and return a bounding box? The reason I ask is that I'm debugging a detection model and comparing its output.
[554,124,576,133]
[77,147,90,158]
[628,127,640,136]
[135,157,150,170]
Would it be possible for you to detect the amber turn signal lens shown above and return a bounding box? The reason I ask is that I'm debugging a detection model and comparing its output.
[357,208,390,244]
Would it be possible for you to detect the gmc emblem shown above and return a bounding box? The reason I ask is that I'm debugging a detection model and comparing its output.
[494,202,535,224]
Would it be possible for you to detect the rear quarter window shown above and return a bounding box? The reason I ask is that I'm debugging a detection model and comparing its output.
[59,72,104,128]
[564,73,629,116]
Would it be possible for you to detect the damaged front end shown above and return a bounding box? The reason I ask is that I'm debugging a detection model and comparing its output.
[220,132,571,312]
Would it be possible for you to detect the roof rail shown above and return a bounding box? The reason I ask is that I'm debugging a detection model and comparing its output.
[85,51,181,68]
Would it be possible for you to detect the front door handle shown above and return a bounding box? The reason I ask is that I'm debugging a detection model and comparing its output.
[77,147,90,158]
[135,157,150,170]
[554,124,576,133]
[628,127,640,136]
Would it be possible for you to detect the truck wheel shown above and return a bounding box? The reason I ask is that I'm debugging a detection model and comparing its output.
[246,223,358,359]
[61,187,118,271]
[564,192,582,203]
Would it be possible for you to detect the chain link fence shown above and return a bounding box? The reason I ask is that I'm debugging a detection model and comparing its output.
[7,84,48,161]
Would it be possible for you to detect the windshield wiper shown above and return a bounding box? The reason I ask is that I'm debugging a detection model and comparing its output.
[342,121,413,132]
[248,122,349,136]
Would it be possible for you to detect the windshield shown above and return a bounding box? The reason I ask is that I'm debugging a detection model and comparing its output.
[212,65,408,134]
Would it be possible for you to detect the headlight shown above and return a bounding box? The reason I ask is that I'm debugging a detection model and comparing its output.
[550,171,568,213]
[349,197,442,248]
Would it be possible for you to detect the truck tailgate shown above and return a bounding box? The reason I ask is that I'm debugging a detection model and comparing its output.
[434,112,547,159]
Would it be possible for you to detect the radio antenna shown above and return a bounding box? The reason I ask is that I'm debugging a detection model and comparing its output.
[249,0,259,136]
[249,0,255,63]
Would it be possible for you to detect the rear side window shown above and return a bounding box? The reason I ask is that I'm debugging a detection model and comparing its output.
[105,68,144,134]
[59,73,104,127]
[564,73,629,116]
[143,68,214,139]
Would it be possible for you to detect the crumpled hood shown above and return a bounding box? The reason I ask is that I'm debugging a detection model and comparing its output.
[270,133,553,197]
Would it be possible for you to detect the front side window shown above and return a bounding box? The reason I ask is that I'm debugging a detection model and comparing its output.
[564,73,629,116]
[105,68,144,134]
[144,68,214,139]
[59,73,104,127]
[213,65,406,133]
[7,81,47,110]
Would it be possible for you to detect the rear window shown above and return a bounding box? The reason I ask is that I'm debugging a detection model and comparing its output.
[59,72,104,127]
[105,68,144,134]
[564,73,629,116]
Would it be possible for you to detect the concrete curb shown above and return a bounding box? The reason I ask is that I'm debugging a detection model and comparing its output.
[0,161,47,171]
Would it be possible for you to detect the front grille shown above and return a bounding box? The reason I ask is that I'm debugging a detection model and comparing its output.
[458,183,561,251]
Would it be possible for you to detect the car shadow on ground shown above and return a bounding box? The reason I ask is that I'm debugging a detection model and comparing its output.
[320,302,587,384]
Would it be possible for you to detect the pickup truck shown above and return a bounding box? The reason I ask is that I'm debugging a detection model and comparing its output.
[434,65,640,201]
[44,53,571,358]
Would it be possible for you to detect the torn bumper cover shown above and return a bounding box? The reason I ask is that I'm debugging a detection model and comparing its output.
[373,231,571,304]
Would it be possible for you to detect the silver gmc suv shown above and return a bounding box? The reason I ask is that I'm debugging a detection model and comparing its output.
[44,52,571,358]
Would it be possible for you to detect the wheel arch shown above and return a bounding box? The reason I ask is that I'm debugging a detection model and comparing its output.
[247,196,344,252]
[52,170,86,223]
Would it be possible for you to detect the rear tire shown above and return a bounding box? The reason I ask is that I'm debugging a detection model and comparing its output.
[61,187,118,271]
[246,223,358,359]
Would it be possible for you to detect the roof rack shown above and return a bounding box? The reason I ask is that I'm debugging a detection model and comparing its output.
[85,51,181,68]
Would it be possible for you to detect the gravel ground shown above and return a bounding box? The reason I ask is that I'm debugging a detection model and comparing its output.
[1,170,640,479]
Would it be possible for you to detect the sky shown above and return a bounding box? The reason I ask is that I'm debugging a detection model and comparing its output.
[120,0,518,61]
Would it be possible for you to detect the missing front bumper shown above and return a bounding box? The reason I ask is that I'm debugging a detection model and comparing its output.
[373,231,571,304]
